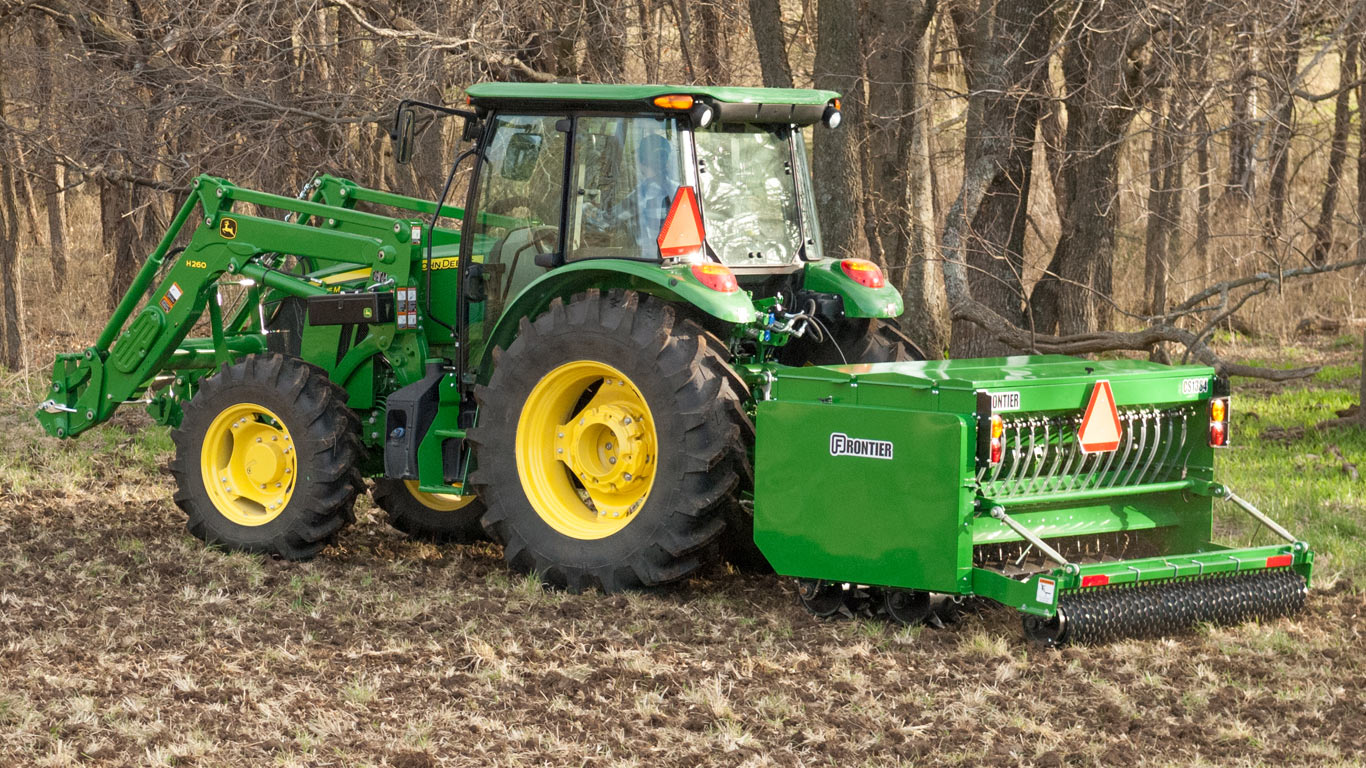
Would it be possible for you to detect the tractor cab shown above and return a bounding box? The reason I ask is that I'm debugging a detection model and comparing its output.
[390,83,897,358]
[459,83,836,280]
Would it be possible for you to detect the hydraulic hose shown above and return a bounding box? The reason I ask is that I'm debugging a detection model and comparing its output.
[425,145,480,336]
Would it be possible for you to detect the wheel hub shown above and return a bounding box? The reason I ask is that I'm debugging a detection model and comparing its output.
[558,402,651,496]
[516,363,658,539]
[201,404,296,526]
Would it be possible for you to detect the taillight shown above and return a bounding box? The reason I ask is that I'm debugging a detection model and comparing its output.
[690,263,738,293]
[1081,574,1110,588]
[1209,396,1230,446]
[840,259,885,288]
[989,415,1004,465]
[1266,554,1293,568]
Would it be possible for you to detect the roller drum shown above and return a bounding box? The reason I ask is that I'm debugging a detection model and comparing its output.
[1025,570,1307,647]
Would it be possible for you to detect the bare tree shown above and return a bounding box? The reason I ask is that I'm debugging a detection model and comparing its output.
[812,0,869,259]
[948,0,1051,357]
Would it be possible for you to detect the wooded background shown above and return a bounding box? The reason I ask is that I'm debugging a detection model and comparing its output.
[1,0,1364,377]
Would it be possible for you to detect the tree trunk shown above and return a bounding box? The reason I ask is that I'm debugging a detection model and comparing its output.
[812,0,869,259]
[695,1,726,85]
[1144,98,1172,317]
[1196,123,1211,271]
[949,0,1050,358]
[1359,27,1366,263]
[862,0,945,355]
[1264,19,1302,251]
[1030,1,1149,336]
[0,83,24,369]
[584,0,628,81]
[101,178,142,311]
[748,0,793,87]
[1225,19,1257,201]
[1311,37,1356,265]
[33,20,68,293]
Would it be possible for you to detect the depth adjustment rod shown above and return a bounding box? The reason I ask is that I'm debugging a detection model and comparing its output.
[1217,487,1310,553]
[988,505,1081,575]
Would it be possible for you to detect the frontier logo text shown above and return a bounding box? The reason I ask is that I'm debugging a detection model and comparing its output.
[829,433,894,460]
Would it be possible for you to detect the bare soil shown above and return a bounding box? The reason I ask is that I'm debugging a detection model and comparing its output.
[0,459,1362,767]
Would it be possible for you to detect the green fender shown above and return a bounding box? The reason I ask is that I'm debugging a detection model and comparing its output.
[477,260,757,378]
[802,260,904,318]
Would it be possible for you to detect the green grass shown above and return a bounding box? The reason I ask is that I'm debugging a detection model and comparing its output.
[1219,382,1364,583]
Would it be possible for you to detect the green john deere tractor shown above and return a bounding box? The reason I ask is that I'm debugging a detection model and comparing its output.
[36,83,1311,645]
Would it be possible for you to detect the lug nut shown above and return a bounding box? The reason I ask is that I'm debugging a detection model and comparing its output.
[623,473,632,481]
[609,457,617,465]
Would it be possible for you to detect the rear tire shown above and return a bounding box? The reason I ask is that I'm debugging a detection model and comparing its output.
[470,290,747,592]
[372,478,487,543]
[170,354,361,560]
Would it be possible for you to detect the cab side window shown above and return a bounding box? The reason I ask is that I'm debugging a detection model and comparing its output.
[566,116,682,261]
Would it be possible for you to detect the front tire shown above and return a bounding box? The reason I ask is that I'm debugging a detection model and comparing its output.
[470,291,748,592]
[170,354,361,560]
[372,478,487,543]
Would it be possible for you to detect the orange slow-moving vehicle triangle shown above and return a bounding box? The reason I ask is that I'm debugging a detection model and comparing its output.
[1078,380,1121,453]
[657,186,704,258]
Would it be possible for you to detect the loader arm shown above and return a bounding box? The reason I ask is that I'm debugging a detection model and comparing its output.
[36,175,435,439]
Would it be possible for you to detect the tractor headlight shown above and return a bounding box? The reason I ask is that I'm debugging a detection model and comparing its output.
[823,103,842,129]
[690,102,716,129]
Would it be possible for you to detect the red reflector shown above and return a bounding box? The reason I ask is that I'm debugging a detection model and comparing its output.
[1081,574,1110,588]
[658,186,705,259]
[1209,421,1227,446]
[690,263,738,293]
[840,259,886,288]
[1266,554,1293,568]
[989,438,1003,464]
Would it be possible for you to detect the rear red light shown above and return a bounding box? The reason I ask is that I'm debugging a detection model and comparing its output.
[988,414,1004,465]
[1081,574,1110,588]
[1266,554,1293,568]
[840,259,886,288]
[1208,396,1230,447]
[1209,421,1226,446]
[690,263,738,293]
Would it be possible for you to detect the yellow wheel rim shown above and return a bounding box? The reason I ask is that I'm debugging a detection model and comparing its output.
[403,479,478,511]
[516,361,657,540]
[200,402,297,526]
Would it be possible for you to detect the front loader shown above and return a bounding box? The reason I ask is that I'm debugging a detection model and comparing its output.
[36,83,1311,644]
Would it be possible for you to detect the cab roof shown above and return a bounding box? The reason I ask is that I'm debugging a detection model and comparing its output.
[466,82,839,106]
[464,82,840,124]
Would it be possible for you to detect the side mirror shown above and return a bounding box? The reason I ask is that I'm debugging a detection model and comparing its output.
[392,106,417,165]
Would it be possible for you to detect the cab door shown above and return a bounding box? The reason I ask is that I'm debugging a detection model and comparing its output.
[464,113,569,356]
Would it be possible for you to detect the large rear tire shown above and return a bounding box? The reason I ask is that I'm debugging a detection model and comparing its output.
[372,478,487,543]
[469,290,748,592]
[169,354,361,560]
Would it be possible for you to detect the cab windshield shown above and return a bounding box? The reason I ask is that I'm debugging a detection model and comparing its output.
[693,123,819,267]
